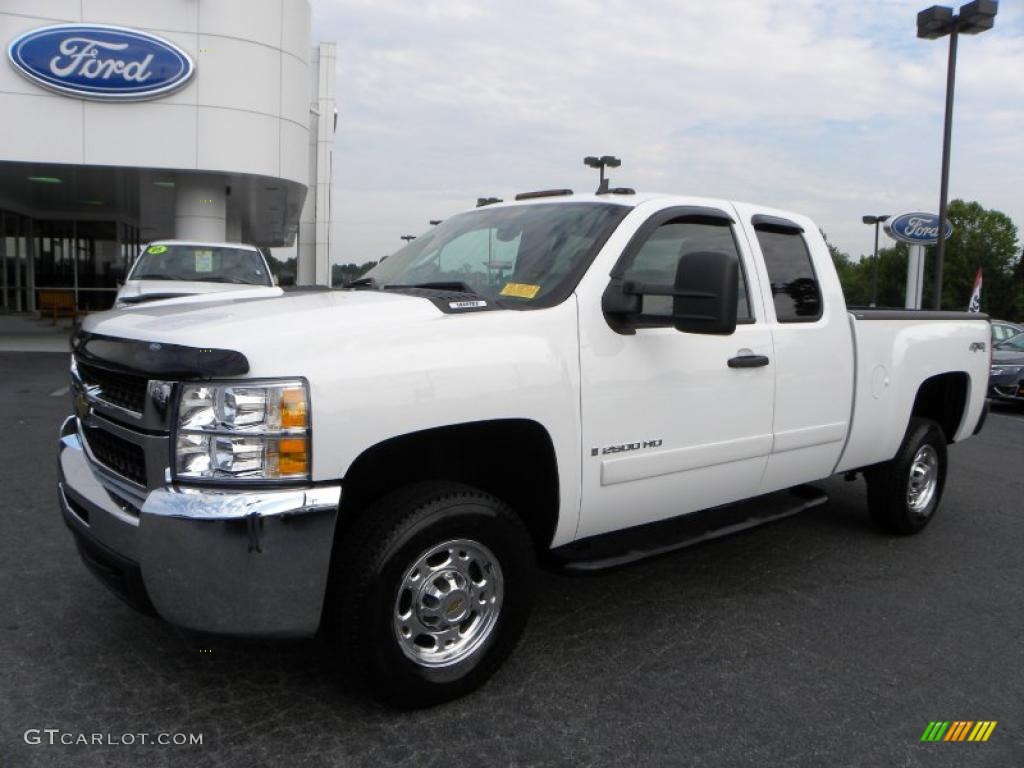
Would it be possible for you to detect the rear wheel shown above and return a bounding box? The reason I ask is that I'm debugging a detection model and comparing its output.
[328,482,535,707]
[866,418,947,535]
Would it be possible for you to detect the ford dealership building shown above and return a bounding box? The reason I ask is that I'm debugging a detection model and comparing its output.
[0,0,336,313]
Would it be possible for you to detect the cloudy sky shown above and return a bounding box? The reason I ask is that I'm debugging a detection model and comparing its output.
[311,0,1024,265]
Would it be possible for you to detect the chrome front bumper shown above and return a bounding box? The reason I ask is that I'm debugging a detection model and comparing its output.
[58,416,340,637]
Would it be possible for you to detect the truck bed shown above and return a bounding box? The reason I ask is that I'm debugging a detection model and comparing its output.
[835,309,990,473]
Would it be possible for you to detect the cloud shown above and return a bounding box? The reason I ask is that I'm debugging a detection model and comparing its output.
[313,0,1024,263]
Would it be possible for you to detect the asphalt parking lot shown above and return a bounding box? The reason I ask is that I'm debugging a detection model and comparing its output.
[1,351,1021,768]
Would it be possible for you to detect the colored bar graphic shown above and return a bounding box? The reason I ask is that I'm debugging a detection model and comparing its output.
[921,721,950,742]
[921,721,996,742]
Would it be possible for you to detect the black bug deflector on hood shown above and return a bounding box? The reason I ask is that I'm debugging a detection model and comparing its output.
[71,331,249,380]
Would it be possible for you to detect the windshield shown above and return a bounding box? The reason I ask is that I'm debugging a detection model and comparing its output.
[996,333,1024,352]
[360,202,629,306]
[129,244,272,286]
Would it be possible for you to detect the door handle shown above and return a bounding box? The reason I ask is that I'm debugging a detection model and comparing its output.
[727,354,770,368]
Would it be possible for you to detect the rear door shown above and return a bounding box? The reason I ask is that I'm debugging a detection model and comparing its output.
[735,206,854,491]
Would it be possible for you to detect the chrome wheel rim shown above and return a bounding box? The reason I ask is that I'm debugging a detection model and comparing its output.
[393,538,503,668]
[906,444,939,516]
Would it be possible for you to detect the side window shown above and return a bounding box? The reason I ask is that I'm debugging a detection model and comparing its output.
[754,226,822,322]
[622,218,752,321]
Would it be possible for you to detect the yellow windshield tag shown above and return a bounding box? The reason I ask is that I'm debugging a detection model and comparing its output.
[500,283,541,299]
[147,245,167,254]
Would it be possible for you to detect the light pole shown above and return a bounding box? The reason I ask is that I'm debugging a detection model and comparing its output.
[429,219,443,226]
[862,215,890,307]
[917,0,998,309]
[400,235,416,245]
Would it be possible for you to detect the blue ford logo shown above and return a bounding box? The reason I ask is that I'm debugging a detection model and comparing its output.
[7,24,194,101]
[885,212,953,245]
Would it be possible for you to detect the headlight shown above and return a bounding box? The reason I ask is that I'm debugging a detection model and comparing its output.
[174,380,310,481]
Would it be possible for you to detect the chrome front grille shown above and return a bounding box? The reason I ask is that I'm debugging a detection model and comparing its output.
[71,357,174,492]
[81,422,148,486]
[76,360,148,414]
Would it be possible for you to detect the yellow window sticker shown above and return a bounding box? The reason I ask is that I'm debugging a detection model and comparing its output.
[147,245,167,254]
[194,250,213,272]
[500,283,541,299]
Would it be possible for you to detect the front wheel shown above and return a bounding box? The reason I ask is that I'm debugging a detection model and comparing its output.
[328,482,535,707]
[866,418,948,535]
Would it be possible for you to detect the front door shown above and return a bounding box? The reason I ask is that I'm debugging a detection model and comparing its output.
[576,205,775,539]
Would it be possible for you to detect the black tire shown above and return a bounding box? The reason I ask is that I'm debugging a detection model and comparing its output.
[866,418,948,535]
[327,482,535,708]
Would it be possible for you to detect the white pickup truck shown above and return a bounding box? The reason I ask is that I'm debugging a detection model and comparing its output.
[58,191,991,707]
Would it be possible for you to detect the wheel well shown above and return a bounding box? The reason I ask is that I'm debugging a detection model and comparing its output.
[338,419,560,550]
[910,372,969,443]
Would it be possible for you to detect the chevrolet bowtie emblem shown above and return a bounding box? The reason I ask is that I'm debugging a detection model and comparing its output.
[74,392,90,421]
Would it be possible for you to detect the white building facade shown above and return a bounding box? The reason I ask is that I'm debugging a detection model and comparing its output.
[0,0,335,312]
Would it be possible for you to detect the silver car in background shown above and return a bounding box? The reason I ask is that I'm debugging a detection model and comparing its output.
[989,332,1024,404]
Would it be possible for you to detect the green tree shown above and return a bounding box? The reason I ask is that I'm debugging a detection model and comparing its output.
[924,200,1021,317]
[331,260,378,287]
[823,231,871,306]
[263,251,296,286]
[871,243,911,309]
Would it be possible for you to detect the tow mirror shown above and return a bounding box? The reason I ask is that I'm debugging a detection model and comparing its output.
[601,250,738,335]
[669,250,738,335]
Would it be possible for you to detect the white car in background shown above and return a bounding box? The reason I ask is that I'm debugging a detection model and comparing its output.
[115,240,282,308]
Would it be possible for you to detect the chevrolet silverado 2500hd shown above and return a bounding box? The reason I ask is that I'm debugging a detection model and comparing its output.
[58,192,990,706]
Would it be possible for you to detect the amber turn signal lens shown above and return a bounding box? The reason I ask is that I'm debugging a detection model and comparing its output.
[280,387,308,429]
[273,436,309,477]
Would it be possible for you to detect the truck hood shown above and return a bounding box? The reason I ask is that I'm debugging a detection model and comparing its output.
[116,279,281,306]
[82,289,452,376]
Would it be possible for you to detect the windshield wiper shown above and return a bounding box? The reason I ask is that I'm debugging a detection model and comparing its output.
[134,274,176,281]
[197,276,254,285]
[384,281,480,295]
[346,276,378,289]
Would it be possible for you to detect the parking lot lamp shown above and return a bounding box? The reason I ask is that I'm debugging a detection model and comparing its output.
[917,0,998,309]
[862,215,890,307]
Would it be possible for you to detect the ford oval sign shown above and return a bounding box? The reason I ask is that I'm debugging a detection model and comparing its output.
[7,24,194,101]
[885,212,953,246]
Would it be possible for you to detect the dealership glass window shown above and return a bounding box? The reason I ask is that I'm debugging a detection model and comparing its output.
[0,215,138,313]
[33,220,75,290]
[754,226,823,322]
[0,211,7,311]
[2,210,31,313]
[620,218,753,321]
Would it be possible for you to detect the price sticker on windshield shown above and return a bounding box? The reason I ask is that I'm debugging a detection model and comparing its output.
[194,250,213,272]
[147,244,167,255]
[500,283,541,299]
